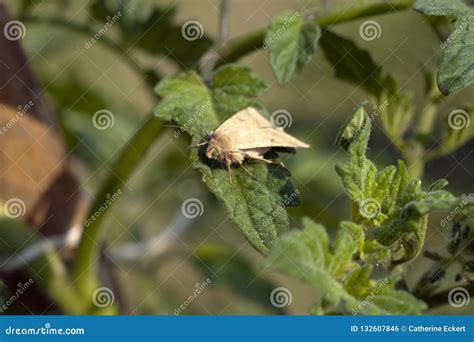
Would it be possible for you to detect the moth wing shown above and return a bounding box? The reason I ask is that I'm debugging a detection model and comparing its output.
[215,107,273,132]
[221,127,310,150]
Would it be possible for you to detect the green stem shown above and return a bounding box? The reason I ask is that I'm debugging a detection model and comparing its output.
[20,16,160,91]
[215,0,413,67]
[71,0,414,297]
[73,114,163,296]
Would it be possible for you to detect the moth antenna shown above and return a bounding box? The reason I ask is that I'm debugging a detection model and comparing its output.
[162,124,209,143]
[226,163,233,183]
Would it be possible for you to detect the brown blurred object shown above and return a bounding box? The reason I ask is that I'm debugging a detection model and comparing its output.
[0,1,86,312]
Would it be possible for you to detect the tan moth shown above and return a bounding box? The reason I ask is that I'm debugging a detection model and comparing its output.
[192,107,309,181]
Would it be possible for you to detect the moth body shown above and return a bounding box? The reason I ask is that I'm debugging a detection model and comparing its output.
[196,107,309,180]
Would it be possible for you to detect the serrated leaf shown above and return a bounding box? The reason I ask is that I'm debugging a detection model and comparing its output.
[154,71,300,254]
[212,65,268,118]
[414,0,474,94]
[266,12,321,84]
[320,30,398,100]
[266,217,426,314]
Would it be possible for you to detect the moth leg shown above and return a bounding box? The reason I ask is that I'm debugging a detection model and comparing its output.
[239,162,258,180]
[225,158,233,183]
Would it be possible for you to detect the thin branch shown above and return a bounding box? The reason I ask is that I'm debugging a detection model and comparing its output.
[217,0,230,44]
[214,0,413,68]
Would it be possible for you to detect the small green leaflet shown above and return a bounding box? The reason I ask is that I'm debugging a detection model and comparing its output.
[265,12,321,85]
[413,0,474,94]
[265,217,427,314]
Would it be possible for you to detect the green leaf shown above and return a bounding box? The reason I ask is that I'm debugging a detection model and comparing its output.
[154,71,218,134]
[212,65,268,118]
[266,217,426,314]
[90,0,212,67]
[192,242,284,313]
[154,71,300,254]
[320,30,398,100]
[413,0,474,94]
[413,0,470,18]
[266,12,321,84]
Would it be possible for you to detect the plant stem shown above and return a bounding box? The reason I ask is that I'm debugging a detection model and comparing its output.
[73,114,163,296]
[71,0,414,298]
[215,0,413,68]
[20,16,160,91]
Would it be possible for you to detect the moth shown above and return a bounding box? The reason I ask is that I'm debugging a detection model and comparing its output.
[193,107,309,181]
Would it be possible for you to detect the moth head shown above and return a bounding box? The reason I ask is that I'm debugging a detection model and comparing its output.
[205,139,221,160]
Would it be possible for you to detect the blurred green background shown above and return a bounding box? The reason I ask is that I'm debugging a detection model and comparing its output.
[3,0,472,314]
